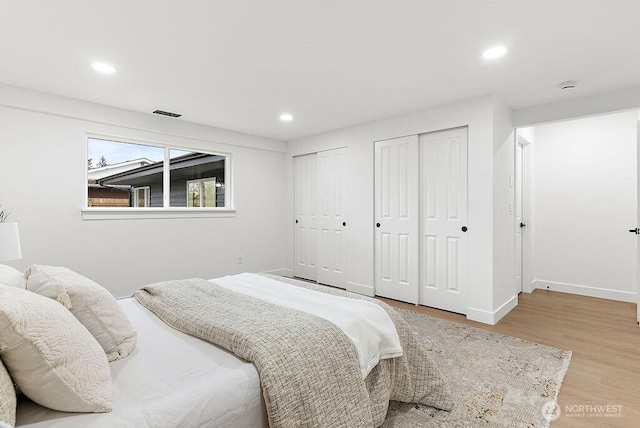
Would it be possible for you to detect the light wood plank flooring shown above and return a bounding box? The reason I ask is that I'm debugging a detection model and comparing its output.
[378,290,640,427]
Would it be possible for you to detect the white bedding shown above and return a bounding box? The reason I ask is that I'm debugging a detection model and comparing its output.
[212,273,403,377]
[16,298,267,428]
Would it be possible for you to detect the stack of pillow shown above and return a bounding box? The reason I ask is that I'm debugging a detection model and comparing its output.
[0,264,137,427]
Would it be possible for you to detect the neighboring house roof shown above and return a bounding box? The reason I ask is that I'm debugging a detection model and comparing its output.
[88,158,155,181]
[98,153,224,186]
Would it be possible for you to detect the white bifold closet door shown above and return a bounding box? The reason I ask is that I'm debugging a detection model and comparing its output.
[294,148,347,288]
[374,128,468,314]
[419,127,468,314]
[316,148,347,287]
[294,153,318,281]
[374,135,420,304]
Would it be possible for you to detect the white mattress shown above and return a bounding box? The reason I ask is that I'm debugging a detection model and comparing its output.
[16,298,267,428]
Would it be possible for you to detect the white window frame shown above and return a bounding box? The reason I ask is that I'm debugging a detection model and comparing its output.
[83,134,235,220]
[132,186,150,208]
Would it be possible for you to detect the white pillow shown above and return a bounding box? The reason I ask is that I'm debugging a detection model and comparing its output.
[26,265,137,362]
[0,358,16,427]
[0,285,112,413]
[0,264,25,289]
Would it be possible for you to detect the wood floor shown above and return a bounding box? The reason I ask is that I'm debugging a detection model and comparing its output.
[378,290,640,427]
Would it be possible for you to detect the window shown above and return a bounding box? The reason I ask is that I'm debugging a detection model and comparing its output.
[86,137,231,217]
[133,187,150,207]
[87,138,163,208]
[169,149,226,208]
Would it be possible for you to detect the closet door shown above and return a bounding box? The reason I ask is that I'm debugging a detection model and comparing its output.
[317,148,347,288]
[374,136,420,303]
[419,127,468,314]
[294,153,318,281]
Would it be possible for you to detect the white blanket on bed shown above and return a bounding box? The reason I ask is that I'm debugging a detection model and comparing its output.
[211,273,403,377]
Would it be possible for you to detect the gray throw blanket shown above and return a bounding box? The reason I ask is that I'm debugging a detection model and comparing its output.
[134,276,453,428]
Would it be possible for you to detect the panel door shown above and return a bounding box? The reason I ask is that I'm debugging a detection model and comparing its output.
[374,135,420,304]
[419,127,468,314]
[294,153,318,281]
[317,148,347,288]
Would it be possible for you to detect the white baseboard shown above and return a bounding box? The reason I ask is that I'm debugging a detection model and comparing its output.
[494,295,518,323]
[466,295,518,325]
[261,268,294,278]
[533,279,637,303]
[347,281,374,297]
[522,280,536,294]
[466,308,495,324]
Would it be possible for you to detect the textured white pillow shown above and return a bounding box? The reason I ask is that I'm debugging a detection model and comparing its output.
[26,265,137,362]
[0,285,112,413]
[0,358,16,427]
[0,264,26,289]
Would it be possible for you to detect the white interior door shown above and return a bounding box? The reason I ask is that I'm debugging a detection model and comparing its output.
[515,142,524,293]
[419,127,468,314]
[515,133,533,293]
[294,153,317,281]
[317,148,347,288]
[374,135,420,304]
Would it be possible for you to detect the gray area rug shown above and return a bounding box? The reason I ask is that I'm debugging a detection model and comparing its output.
[384,309,571,428]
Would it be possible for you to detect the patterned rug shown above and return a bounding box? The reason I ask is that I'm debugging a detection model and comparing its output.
[383,309,571,428]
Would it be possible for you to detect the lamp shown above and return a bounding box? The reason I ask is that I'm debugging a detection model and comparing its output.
[0,222,22,261]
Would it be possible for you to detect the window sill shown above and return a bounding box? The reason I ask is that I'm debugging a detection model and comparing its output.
[81,208,236,221]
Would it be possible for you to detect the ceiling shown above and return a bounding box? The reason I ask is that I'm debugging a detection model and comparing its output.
[2,1,640,141]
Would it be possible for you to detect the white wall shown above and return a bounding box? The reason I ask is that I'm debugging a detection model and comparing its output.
[0,85,287,298]
[492,97,516,316]
[286,95,516,323]
[532,111,638,302]
[517,127,535,143]
[514,85,640,128]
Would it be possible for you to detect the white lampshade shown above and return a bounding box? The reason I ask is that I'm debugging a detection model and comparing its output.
[0,222,22,261]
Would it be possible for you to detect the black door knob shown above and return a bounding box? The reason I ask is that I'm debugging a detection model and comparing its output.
[376,223,381,228]
[295,220,298,224]
[520,223,527,228]
[629,228,639,234]
[342,222,346,227]
[461,226,468,232]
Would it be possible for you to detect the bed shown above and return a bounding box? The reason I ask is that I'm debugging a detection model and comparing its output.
[1,267,452,428]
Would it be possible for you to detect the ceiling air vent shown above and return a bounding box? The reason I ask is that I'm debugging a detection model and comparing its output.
[558,80,577,91]
[153,109,182,118]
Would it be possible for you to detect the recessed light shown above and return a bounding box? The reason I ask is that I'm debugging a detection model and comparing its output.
[279,113,293,122]
[91,62,117,74]
[482,46,507,60]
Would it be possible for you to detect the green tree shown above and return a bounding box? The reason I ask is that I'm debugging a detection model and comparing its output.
[87,158,94,169]
[97,156,108,168]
